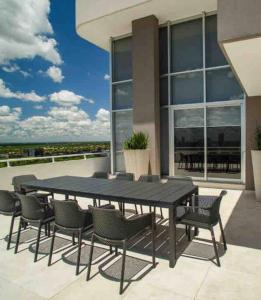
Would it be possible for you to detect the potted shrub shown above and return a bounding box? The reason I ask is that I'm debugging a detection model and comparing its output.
[251,126,261,201]
[123,131,150,180]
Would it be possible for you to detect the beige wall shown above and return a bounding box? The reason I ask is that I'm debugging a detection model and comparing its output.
[0,157,109,191]
[132,15,161,175]
[245,97,261,190]
[218,0,261,43]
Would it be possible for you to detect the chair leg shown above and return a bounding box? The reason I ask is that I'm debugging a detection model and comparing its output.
[134,204,138,214]
[48,225,56,266]
[210,227,220,267]
[140,205,143,214]
[86,234,95,281]
[76,230,82,275]
[188,226,191,241]
[34,223,42,262]
[115,246,118,256]
[7,214,15,250]
[120,241,127,295]
[151,217,156,268]
[14,217,22,254]
[72,232,76,245]
[47,222,51,237]
[44,224,48,236]
[109,245,113,254]
[160,207,163,219]
[218,216,227,251]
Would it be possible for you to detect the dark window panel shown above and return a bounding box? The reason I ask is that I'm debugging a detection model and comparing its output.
[207,127,241,148]
[160,108,169,175]
[171,18,203,72]
[174,128,204,147]
[112,82,133,110]
[205,15,228,68]
[171,71,203,104]
[159,27,168,75]
[160,77,168,106]
[206,68,244,102]
[113,37,132,82]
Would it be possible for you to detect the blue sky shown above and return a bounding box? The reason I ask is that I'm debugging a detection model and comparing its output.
[0,0,110,143]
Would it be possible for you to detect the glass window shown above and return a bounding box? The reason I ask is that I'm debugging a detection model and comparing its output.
[171,71,203,104]
[207,106,241,127]
[174,109,204,178]
[205,15,228,68]
[113,110,133,151]
[112,82,133,110]
[159,27,168,75]
[207,106,241,179]
[171,18,203,72]
[174,109,204,128]
[206,68,244,102]
[160,108,169,175]
[113,37,132,82]
[160,77,168,106]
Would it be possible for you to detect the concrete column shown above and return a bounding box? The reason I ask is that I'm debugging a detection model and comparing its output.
[245,96,261,189]
[132,15,160,175]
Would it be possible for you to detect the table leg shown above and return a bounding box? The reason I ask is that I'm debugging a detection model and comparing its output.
[168,206,176,268]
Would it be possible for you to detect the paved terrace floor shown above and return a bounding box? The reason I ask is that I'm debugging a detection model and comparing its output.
[1,187,261,300]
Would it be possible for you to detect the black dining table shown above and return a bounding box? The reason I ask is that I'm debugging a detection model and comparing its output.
[22,175,198,268]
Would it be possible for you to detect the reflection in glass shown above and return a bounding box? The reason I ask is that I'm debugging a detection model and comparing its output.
[112,82,133,110]
[171,18,203,72]
[113,110,133,151]
[174,123,204,178]
[160,108,169,175]
[207,106,241,127]
[159,27,168,75]
[205,15,228,67]
[207,127,241,179]
[174,109,204,128]
[206,68,244,102]
[113,37,132,82]
[171,71,203,104]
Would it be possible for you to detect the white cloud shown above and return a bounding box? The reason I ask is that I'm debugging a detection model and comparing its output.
[34,105,44,110]
[0,79,46,102]
[0,0,62,65]
[0,105,110,142]
[104,74,110,80]
[49,90,85,106]
[86,98,95,104]
[46,66,64,83]
[2,64,31,77]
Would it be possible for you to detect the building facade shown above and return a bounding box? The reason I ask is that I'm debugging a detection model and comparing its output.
[76,0,261,189]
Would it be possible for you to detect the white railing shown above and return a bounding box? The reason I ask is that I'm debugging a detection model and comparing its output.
[0,152,109,168]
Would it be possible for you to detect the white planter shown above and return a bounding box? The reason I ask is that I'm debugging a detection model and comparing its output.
[123,149,150,180]
[251,150,261,201]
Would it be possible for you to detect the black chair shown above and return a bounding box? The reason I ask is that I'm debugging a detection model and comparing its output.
[138,175,163,218]
[114,173,135,214]
[15,194,54,262]
[177,190,227,266]
[48,200,94,275]
[12,175,52,202]
[91,172,109,206]
[0,190,21,250]
[87,206,156,295]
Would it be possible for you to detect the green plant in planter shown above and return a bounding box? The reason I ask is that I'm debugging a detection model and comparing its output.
[124,132,149,150]
[255,126,261,150]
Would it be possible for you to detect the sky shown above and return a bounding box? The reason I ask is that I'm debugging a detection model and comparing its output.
[0,0,110,143]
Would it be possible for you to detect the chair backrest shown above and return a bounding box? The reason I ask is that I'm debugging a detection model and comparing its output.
[12,174,37,193]
[18,194,45,220]
[209,190,227,224]
[91,172,109,179]
[0,190,20,213]
[138,175,160,183]
[52,200,92,229]
[90,206,127,240]
[115,172,134,181]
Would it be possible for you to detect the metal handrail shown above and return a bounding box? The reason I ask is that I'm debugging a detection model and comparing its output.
[0,152,108,167]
